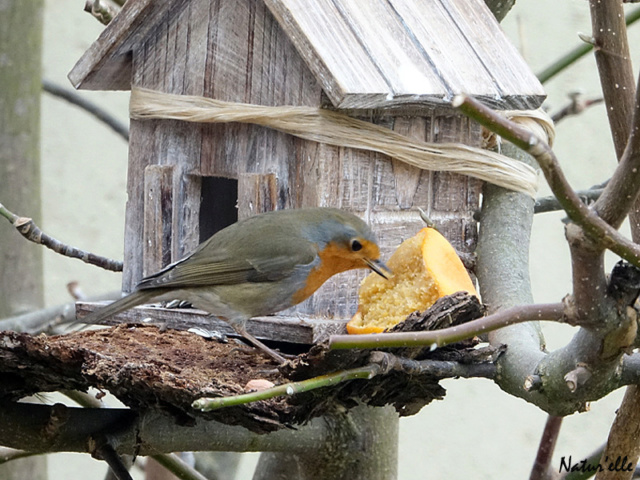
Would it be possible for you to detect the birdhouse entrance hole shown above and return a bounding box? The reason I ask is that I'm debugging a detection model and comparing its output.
[199,176,238,243]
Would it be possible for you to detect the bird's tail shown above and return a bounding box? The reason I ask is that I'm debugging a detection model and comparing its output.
[75,290,158,327]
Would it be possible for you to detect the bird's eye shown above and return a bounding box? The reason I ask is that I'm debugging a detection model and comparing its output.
[350,239,363,252]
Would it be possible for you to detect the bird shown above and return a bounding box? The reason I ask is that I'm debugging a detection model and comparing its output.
[78,207,390,363]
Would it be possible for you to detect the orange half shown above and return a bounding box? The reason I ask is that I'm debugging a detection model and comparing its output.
[347,227,478,334]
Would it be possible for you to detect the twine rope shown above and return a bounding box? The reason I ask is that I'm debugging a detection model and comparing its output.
[130,87,553,198]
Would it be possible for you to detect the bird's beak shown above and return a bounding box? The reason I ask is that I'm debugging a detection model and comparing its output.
[364,258,392,279]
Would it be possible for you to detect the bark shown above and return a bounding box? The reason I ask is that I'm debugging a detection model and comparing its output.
[253,406,398,480]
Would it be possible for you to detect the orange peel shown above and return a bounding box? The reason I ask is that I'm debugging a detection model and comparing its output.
[347,227,478,334]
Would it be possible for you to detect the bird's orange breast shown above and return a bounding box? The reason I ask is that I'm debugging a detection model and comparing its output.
[291,242,363,305]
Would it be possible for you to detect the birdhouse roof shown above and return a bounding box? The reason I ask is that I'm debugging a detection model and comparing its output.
[69,0,545,110]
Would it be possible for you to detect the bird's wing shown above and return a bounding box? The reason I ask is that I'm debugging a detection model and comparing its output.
[136,243,317,289]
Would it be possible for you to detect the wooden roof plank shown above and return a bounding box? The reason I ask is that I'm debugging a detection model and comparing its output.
[68,0,188,90]
[70,0,544,109]
[329,0,449,98]
[263,0,393,106]
[439,0,545,106]
[388,0,502,99]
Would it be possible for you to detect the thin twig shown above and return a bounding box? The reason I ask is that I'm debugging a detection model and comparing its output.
[193,364,382,411]
[530,416,563,480]
[150,454,209,480]
[452,94,640,269]
[535,188,604,214]
[551,93,604,124]
[536,6,640,83]
[42,79,129,141]
[0,290,119,333]
[0,202,123,272]
[96,443,133,480]
[83,0,121,26]
[328,303,565,350]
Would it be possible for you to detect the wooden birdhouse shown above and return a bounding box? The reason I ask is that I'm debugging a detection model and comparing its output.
[70,0,544,342]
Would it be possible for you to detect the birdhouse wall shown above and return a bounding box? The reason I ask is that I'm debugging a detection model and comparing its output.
[123,0,325,290]
[276,113,482,319]
[121,0,481,320]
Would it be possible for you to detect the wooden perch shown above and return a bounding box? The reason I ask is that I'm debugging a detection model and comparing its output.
[76,301,347,345]
[1,293,493,435]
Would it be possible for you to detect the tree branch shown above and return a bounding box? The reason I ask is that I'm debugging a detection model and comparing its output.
[328,303,565,350]
[195,352,497,412]
[589,0,636,161]
[368,352,497,380]
[42,79,129,141]
[96,443,133,480]
[193,364,382,412]
[551,93,604,124]
[593,68,640,231]
[0,201,123,272]
[0,291,119,333]
[536,6,640,84]
[0,401,328,455]
[535,187,603,214]
[530,416,563,480]
[595,386,640,480]
[150,454,209,480]
[452,95,640,270]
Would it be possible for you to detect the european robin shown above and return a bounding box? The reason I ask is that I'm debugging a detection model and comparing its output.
[78,207,390,363]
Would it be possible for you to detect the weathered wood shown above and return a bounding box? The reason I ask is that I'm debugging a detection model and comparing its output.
[76,301,347,344]
[69,0,190,90]
[75,0,483,320]
[237,173,280,219]
[143,165,174,276]
[4,294,490,437]
[70,0,544,109]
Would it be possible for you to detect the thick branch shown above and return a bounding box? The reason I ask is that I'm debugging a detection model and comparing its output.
[0,402,328,455]
[595,386,640,480]
[594,69,640,231]
[472,141,629,416]
[589,0,636,160]
[566,224,609,327]
[475,142,552,408]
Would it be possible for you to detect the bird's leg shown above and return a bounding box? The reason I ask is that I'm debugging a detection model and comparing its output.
[232,324,287,364]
